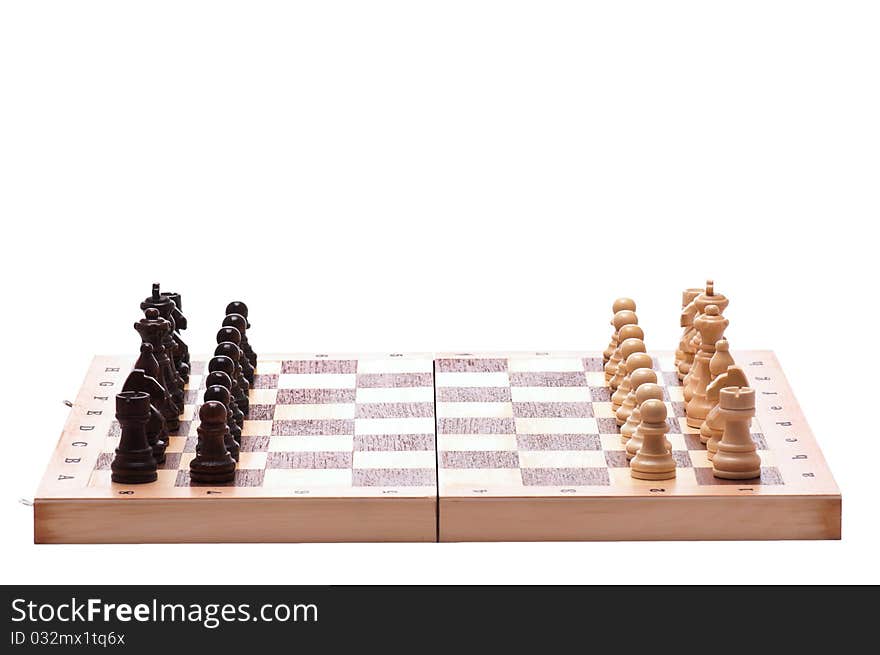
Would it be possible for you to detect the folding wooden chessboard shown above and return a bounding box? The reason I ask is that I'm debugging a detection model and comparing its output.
[34,351,841,543]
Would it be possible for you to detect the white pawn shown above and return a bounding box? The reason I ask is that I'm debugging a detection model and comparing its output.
[621,381,663,445]
[630,400,676,480]
[712,387,761,480]
[612,351,653,415]
[626,386,672,460]
[604,298,637,364]
[609,337,646,394]
[604,315,640,383]
[616,367,657,428]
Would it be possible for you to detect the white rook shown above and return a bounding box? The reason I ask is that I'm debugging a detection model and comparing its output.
[712,386,761,480]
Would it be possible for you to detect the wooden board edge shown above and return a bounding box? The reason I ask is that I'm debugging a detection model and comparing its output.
[760,350,842,495]
[34,497,437,544]
[439,495,841,542]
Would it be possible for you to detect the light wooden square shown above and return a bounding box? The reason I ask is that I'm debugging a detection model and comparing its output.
[515,417,598,435]
[353,450,436,469]
[249,388,279,404]
[435,371,510,388]
[268,435,353,452]
[438,435,517,452]
[254,360,282,374]
[242,419,273,436]
[273,403,355,420]
[436,402,513,418]
[510,387,590,402]
[440,468,523,489]
[355,417,435,435]
[277,373,356,389]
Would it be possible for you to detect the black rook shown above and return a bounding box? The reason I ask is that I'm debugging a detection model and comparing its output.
[111,391,158,484]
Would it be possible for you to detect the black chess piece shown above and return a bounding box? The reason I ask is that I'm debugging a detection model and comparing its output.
[161,291,187,330]
[216,326,242,350]
[225,301,257,369]
[216,326,250,408]
[214,340,249,415]
[133,342,178,432]
[208,356,245,426]
[189,401,237,485]
[122,369,169,464]
[134,312,181,431]
[205,369,244,432]
[222,331,255,387]
[161,320,186,403]
[203,384,239,460]
[142,283,190,385]
[162,291,190,382]
[135,307,184,418]
[222,313,256,383]
[111,391,158,484]
[134,303,182,398]
[225,301,250,327]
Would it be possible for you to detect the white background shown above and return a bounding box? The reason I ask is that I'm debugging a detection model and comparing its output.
[1,1,877,584]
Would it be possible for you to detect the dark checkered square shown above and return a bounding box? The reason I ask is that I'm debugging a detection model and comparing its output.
[694,467,783,486]
[252,374,279,389]
[596,418,620,434]
[247,404,276,420]
[266,452,352,469]
[240,435,270,452]
[352,468,436,487]
[589,386,612,401]
[521,467,610,486]
[175,469,265,487]
[517,434,601,451]
[441,450,520,469]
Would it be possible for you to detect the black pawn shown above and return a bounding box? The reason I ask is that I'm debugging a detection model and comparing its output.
[205,369,244,436]
[122,369,169,464]
[215,340,249,415]
[225,301,251,328]
[223,313,256,382]
[208,356,245,427]
[134,342,179,433]
[226,301,257,368]
[111,391,158,484]
[216,327,247,380]
[204,384,239,460]
[189,401,237,485]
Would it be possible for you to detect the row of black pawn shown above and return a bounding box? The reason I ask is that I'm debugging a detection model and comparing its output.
[189,300,258,484]
[110,284,257,485]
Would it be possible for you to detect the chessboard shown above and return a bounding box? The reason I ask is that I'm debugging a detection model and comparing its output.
[34,351,840,543]
[35,354,438,543]
[436,351,840,541]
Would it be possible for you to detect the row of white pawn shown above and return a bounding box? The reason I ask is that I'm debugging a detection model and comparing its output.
[604,291,762,481]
